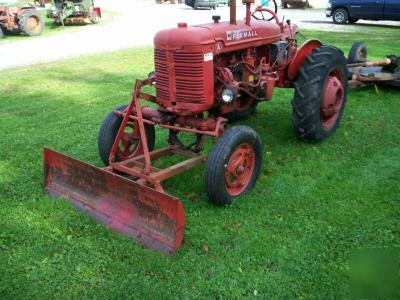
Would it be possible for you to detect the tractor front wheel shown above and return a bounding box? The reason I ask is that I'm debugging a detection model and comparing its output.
[98,105,156,166]
[18,9,44,36]
[205,126,263,206]
[292,46,348,142]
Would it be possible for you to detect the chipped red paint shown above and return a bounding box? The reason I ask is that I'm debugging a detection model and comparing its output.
[44,148,185,255]
[320,68,344,129]
[225,143,255,196]
[287,39,322,80]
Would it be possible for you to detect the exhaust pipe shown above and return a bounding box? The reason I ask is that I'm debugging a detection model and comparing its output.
[230,0,236,24]
[231,0,254,26]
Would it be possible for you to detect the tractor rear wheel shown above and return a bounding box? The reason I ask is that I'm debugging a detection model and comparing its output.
[205,125,263,206]
[98,105,156,166]
[292,46,348,142]
[224,98,258,122]
[18,9,44,36]
[348,41,367,64]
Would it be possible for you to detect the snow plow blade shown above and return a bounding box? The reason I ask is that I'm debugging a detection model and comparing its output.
[44,148,185,255]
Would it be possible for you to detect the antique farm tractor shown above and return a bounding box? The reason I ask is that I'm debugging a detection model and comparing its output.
[44,0,348,254]
[0,0,44,38]
[46,0,101,26]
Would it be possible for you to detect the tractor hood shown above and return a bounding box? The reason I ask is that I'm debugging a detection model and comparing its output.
[154,20,282,50]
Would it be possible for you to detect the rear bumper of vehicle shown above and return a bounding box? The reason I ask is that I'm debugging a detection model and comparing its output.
[325,9,332,17]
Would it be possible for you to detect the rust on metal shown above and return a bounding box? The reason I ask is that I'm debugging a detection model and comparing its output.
[44,148,185,255]
[347,57,400,88]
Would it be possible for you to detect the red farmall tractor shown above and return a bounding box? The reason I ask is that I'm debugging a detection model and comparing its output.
[44,0,348,254]
[0,1,45,39]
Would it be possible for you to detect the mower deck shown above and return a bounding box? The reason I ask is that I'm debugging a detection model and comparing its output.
[348,57,400,89]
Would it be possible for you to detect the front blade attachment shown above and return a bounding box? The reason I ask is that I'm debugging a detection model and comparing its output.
[44,148,185,255]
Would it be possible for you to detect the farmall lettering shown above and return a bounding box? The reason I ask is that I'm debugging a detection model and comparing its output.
[226,29,258,41]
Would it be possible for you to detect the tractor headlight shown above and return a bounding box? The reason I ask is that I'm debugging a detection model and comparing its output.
[221,87,237,104]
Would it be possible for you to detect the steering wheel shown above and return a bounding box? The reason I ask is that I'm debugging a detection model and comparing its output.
[251,0,278,22]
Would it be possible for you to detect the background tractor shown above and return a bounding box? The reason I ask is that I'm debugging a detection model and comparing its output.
[0,0,44,39]
[44,0,348,254]
[46,0,101,26]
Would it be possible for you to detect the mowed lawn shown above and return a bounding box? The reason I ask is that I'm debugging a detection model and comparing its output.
[0,29,399,298]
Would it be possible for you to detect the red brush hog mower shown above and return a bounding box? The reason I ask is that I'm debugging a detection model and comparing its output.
[44,0,348,254]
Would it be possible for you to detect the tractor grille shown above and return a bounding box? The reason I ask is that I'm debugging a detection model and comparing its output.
[155,49,205,104]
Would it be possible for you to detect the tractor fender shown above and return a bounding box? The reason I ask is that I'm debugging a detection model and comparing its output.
[287,39,323,81]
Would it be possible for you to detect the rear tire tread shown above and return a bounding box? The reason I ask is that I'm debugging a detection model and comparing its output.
[292,46,348,142]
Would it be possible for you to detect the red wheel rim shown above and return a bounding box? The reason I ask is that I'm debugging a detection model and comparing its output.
[358,48,366,60]
[320,68,344,129]
[225,143,255,196]
[116,121,144,160]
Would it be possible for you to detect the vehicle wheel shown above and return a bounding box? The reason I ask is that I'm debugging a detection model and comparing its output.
[98,105,156,166]
[212,5,216,10]
[348,41,367,64]
[18,9,44,36]
[205,125,263,206]
[91,11,100,24]
[332,8,348,24]
[224,98,258,122]
[194,1,198,9]
[0,27,4,39]
[292,45,348,142]
[348,17,359,24]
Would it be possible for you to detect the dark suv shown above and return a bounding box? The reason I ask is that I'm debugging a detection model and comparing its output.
[326,0,400,24]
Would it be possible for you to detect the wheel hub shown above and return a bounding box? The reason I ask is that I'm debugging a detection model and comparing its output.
[320,70,344,129]
[27,16,40,32]
[225,143,255,196]
[335,12,344,22]
[117,122,142,159]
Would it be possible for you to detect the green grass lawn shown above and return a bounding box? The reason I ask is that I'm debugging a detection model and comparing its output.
[0,29,399,298]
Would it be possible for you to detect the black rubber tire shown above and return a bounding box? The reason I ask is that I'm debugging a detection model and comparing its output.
[224,100,258,122]
[18,9,44,36]
[0,27,4,39]
[332,8,349,24]
[292,45,348,142]
[348,17,359,24]
[205,125,263,206]
[348,41,367,64]
[98,105,156,166]
[91,11,99,24]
